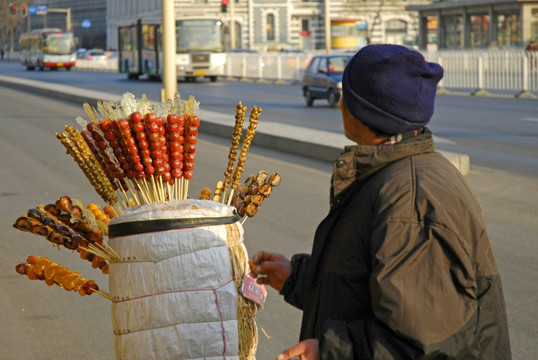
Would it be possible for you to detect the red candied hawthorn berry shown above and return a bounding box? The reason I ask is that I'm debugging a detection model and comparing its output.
[130,112,142,123]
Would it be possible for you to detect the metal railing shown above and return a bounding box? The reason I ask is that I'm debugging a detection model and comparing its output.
[223,50,538,97]
[5,49,537,97]
[223,52,316,84]
[424,49,538,97]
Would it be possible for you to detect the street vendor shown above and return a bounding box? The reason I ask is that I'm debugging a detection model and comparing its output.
[251,44,512,359]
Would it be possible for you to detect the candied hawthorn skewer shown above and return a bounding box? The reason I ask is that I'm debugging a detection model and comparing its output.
[199,188,212,200]
[166,113,186,200]
[15,255,107,298]
[133,111,154,179]
[57,127,119,209]
[80,127,119,190]
[155,114,172,197]
[230,106,261,204]
[231,171,281,220]
[13,206,112,273]
[82,104,125,183]
[100,117,143,207]
[83,121,125,188]
[100,118,131,177]
[40,200,104,245]
[127,111,155,204]
[182,113,199,199]
[222,102,247,203]
[116,115,147,206]
[212,180,224,202]
[178,95,200,199]
[143,112,166,201]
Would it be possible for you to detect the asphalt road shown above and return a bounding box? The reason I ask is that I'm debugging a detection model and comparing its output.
[0,68,537,359]
[1,61,538,179]
[0,86,328,359]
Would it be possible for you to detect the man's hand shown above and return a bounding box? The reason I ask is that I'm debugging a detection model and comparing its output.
[276,339,319,360]
[251,251,292,292]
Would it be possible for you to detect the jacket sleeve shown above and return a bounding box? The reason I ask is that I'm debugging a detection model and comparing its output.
[279,253,310,310]
[318,219,502,359]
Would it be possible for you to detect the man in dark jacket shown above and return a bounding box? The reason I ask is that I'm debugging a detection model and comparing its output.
[251,44,511,359]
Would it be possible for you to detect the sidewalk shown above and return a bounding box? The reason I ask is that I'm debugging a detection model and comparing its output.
[0,74,469,175]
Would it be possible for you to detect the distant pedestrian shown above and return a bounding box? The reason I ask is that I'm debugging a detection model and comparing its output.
[526,40,537,52]
[1,48,4,61]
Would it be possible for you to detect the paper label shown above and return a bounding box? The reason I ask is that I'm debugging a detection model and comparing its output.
[240,274,267,309]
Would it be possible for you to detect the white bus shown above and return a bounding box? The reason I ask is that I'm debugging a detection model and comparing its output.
[118,18,226,82]
[19,28,76,71]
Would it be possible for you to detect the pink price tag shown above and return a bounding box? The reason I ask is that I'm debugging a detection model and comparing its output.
[240,274,267,309]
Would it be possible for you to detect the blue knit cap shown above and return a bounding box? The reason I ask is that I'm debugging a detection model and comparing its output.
[342,44,444,135]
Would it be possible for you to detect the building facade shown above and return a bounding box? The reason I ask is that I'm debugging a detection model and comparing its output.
[407,0,538,49]
[27,0,107,49]
[106,0,431,51]
[21,0,537,52]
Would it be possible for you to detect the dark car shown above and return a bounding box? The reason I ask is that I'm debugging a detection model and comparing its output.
[302,54,350,107]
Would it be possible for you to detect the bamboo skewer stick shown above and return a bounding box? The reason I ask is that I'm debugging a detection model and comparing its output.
[183,180,190,201]
[84,245,113,262]
[117,181,131,206]
[101,242,121,261]
[113,203,124,216]
[95,242,120,261]
[227,189,235,207]
[92,288,113,301]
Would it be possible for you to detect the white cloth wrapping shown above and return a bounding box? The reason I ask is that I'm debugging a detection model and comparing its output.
[108,200,242,360]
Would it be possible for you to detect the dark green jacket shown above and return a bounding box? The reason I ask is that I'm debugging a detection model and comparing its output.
[281,129,511,359]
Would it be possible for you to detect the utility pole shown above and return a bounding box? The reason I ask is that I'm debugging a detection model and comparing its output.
[230,0,235,49]
[325,0,331,53]
[162,0,177,102]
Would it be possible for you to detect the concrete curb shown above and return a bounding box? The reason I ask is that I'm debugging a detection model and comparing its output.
[0,74,470,175]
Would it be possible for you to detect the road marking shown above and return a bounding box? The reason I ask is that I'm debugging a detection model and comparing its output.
[522,117,538,122]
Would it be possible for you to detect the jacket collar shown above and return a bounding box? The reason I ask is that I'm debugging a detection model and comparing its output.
[331,128,435,200]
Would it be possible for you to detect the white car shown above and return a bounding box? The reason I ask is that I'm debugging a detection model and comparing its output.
[83,49,106,61]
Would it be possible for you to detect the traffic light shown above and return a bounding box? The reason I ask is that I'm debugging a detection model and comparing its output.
[221,0,228,13]
[9,3,17,15]
[21,4,28,17]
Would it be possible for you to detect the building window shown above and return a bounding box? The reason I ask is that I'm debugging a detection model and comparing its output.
[442,15,462,49]
[470,15,489,48]
[384,19,407,45]
[267,14,275,41]
[496,14,520,47]
[302,19,309,32]
[426,16,438,45]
